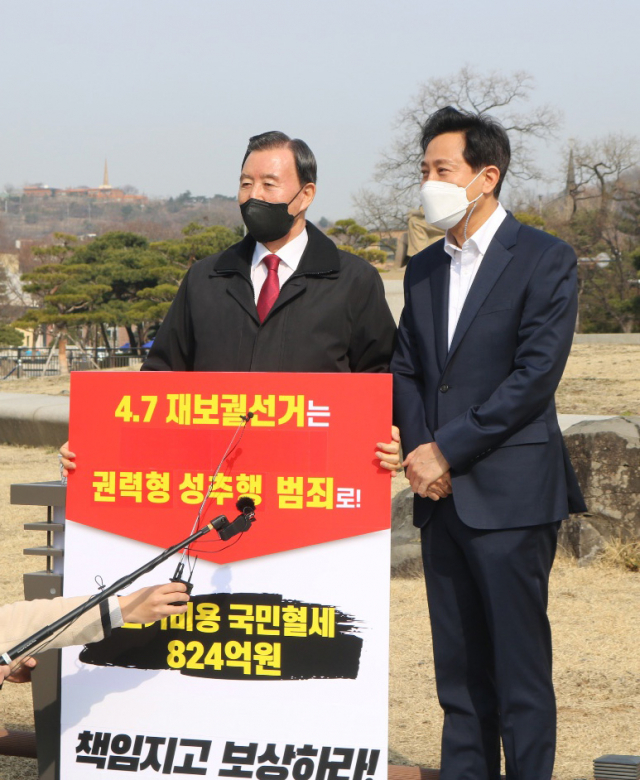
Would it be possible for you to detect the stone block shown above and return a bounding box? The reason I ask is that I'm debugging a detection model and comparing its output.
[391,487,422,573]
[558,515,606,563]
[563,416,640,545]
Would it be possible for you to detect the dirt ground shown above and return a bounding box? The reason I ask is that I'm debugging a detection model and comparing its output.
[391,564,640,780]
[555,344,640,416]
[2,343,640,418]
[0,364,137,396]
[0,446,59,780]
[1,345,639,778]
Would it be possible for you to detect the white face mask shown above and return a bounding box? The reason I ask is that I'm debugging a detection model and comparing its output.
[419,168,486,230]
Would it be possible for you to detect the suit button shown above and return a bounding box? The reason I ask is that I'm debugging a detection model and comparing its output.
[439,384,449,393]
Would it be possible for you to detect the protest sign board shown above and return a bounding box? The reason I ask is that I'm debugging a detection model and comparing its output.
[61,372,391,779]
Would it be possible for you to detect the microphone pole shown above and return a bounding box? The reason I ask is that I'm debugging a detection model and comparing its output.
[1,515,227,665]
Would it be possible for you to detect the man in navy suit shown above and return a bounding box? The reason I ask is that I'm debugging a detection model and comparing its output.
[390,107,586,780]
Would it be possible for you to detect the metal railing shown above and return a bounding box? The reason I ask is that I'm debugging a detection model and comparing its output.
[0,347,149,380]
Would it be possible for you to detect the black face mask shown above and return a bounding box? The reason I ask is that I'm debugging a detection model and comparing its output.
[240,186,304,244]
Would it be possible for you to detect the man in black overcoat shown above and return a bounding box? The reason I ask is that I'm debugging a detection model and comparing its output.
[144,131,396,374]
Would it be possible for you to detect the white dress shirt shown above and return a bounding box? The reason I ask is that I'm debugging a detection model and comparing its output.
[443,203,507,349]
[250,229,309,304]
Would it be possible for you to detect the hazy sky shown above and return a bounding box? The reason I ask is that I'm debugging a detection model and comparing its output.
[2,0,638,221]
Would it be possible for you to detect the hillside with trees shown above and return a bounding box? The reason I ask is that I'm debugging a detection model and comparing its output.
[0,191,243,248]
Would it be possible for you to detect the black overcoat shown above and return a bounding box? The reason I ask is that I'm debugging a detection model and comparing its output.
[143,222,396,373]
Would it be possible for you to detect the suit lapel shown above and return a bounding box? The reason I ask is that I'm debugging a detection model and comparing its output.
[264,222,337,320]
[266,276,308,320]
[429,252,450,372]
[223,272,308,326]
[211,236,260,324]
[444,213,519,368]
[211,221,338,325]
[226,274,260,324]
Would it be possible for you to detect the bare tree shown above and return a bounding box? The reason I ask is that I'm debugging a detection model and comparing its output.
[561,135,640,260]
[352,187,410,235]
[541,140,640,332]
[0,265,11,321]
[355,66,561,230]
[569,134,640,210]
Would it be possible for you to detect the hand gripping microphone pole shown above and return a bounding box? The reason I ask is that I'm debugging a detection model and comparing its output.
[1,412,258,666]
[0,516,226,666]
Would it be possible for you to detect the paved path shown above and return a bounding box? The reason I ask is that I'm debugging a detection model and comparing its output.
[0,393,69,447]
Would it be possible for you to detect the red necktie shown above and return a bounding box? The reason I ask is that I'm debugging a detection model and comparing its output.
[257,254,281,323]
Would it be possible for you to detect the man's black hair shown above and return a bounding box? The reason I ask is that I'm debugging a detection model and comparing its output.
[241,131,317,185]
[420,107,510,197]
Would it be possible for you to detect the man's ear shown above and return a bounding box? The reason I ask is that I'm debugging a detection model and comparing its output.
[300,182,316,211]
[482,166,501,197]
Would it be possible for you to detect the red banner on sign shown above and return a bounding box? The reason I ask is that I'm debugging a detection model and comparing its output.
[66,372,392,563]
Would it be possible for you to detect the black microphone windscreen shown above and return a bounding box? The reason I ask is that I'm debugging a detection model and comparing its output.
[236,496,255,513]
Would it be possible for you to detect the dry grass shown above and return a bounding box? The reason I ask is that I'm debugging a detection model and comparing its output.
[0,445,58,780]
[0,364,138,395]
[390,554,640,780]
[597,537,640,573]
[556,344,640,415]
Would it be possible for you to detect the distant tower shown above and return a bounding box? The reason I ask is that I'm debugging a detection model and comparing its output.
[565,142,577,216]
[565,145,576,196]
[99,159,112,190]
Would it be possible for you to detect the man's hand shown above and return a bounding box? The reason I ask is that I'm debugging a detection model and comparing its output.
[425,472,452,501]
[59,441,76,478]
[404,442,451,498]
[2,656,37,685]
[119,582,190,625]
[376,426,402,475]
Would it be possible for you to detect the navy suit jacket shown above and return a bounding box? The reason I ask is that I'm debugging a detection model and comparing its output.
[391,211,586,530]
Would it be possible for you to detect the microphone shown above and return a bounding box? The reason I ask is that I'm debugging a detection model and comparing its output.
[217,496,256,541]
[236,496,256,517]
[240,412,254,422]
[170,560,194,604]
